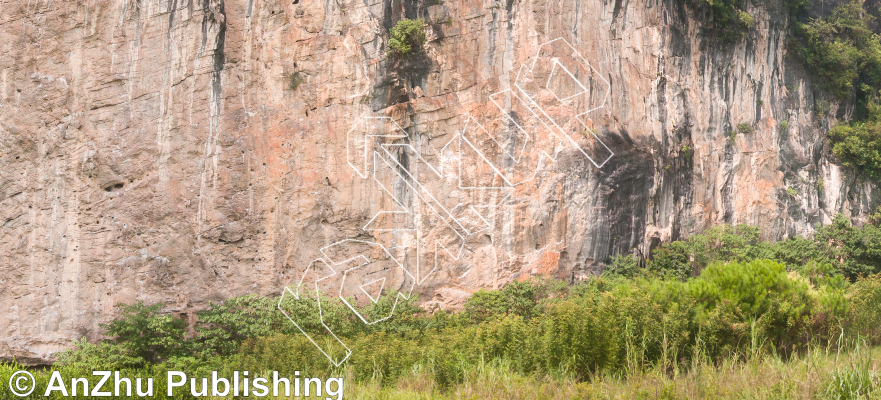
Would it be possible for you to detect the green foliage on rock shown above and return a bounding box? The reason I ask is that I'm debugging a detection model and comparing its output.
[793,0,881,183]
[829,104,881,181]
[388,18,426,58]
[692,0,756,43]
[285,71,304,90]
[796,1,881,109]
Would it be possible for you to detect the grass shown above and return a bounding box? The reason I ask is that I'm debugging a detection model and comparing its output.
[345,344,881,399]
[4,344,879,399]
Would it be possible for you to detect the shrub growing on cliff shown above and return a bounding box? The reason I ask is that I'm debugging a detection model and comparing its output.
[796,0,881,112]
[829,106,881,181]
[285,71,305,90]
[686,0,756,43]
[388,18,426,58]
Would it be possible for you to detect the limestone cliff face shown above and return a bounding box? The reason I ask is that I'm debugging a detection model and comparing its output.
[0,0,877,364]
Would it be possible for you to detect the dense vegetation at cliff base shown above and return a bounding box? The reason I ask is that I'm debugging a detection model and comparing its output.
[2,219,881,398]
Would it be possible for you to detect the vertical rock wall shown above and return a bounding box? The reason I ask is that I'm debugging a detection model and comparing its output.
[0,0,876,363]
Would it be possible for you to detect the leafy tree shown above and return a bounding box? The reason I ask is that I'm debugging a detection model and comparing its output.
[605,253,641,277]
[814,214,881,280]
[194,295,291,357]
[101,301,188,363]
[644,224,766,278]
[764,235,832,270]
[648,241,693,279]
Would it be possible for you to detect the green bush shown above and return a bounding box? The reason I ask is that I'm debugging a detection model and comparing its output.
[55,338,145,370]
[464,278,564,323]
[687,260,808,318]
[100,301,188,364]
[605,253,641,277]
[844,275,881,343]
[829,118,881,181]
[194,294,303,357]
[388,19,425,58]
[648,260,822,358]
[648,240,693,279]
[640,217,881,281]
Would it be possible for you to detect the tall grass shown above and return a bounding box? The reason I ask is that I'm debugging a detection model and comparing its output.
[346,343,881,400]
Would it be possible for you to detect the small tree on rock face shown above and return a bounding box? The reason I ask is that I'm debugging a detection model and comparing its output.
[388,19,426,58]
